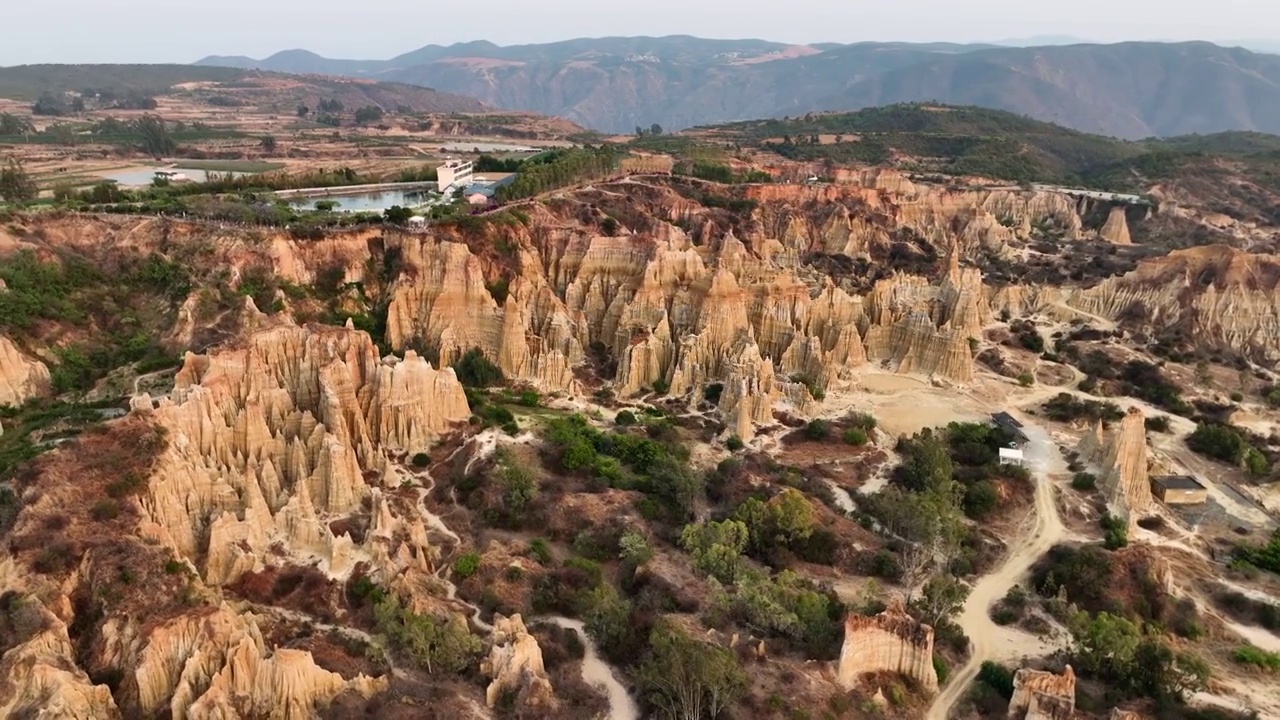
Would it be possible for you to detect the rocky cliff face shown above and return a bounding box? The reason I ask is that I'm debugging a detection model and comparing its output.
[137,322,470,587]
[0,336,50,408]
[1008,665,1076,720]
[1077,408,1152,526]
[1067,245,1280,363]
[380,180,1045,436]
[837,599,938,693]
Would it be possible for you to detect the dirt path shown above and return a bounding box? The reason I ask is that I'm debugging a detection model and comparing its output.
[926,417,1070,720]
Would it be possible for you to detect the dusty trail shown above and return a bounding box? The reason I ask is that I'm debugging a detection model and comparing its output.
[926,418,1069,720]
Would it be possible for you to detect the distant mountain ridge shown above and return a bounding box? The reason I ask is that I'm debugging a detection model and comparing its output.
[196,36,1280,138]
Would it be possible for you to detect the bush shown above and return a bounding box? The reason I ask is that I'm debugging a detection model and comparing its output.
[725,435,745,451]
[991,606,1019,625]
[453,348,505,388]
[845,412,877,431]
[614,410,637,426]
[651,379,670,395]
[977,661,1015,699]
[963,481,1001,519]
[1186,423,1253,466]
[517,389,541,407]
[803,419,831,442]
[842,427,869,446]
[527,538,553,565]
[1231,392,1244,402]
[933,655,950,685]
[1101,513,1129,550]
[373,593,482,674]
[1145,416,1171,433]
[1232,645,1280,671]
[1071,472,1097,491]
[1017,372,1035,387]
[411,452,430,468]
[90,499,121,522]
[453,552,481,580]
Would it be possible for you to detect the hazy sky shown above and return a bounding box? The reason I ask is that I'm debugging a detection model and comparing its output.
[5,0,1277,65]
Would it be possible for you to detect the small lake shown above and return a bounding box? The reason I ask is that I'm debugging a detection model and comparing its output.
[97,168,250,186]
[287,189,441,213]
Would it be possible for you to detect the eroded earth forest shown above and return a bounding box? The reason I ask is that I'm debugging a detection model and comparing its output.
[2,99,1280,720]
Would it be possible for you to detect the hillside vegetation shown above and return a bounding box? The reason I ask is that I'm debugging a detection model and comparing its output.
[710,104,1280,201]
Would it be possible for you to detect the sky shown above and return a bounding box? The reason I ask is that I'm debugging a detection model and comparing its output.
[4,0,1277,65]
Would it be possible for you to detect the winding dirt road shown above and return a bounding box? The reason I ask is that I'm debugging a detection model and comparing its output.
[926,418,1070,720]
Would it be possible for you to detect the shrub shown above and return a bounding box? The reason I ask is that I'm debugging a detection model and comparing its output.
[527,538,552,565]
[453,552,481,580]
[1232,645,1280,672]
[453,348,505,388]
[517,389,541,407]
[651,379,670,395]
[803,419,831,441]
[1186,423,1251,465]
[726,435,745,451]
[411,453,430,468]
[373,593,482,674]
[933,655,950,685]
[1017,372,1035,387]
[90,499,122,521]
[977,661,1015,699]
[1101,513,1129,550]
[963,481,1001,519]
[1145,416,1171,433]
[614,410,637,426]
[845,412,877,431]
[501,421,520,436]
[991,606,1019,626]
[1231,392,1244,402]
[843,428,869,446]
[1071,472,1097,491]
[790,373,825,401]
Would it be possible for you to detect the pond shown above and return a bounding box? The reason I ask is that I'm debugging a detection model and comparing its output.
[287,188,441,213]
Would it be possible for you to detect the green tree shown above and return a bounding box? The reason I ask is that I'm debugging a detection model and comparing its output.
[383,205,414,224]
[260,135,278,153]
[453,348,505,388]
[765,488,815,546]
[0,158,38,204]
[913,574,971,626]
[636,620,746,720]
[681,519,749,583]
[0,113,33,135]
[355,105,386,125]
[135,114,176,156]
[896,431,956,496]
[649,123,664,136]
[296,104,310,118]
[619,530,653,566]
[1069,611,1141,678]
[494,447,540,512]
[32,92,69,116]
[373,593,481,674]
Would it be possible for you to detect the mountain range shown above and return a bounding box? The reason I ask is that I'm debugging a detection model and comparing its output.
[195,36,1280,138]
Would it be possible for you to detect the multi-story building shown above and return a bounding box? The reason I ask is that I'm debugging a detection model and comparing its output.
[437,158,475,193]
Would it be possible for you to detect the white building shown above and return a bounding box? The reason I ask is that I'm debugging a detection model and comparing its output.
[437,158,475,193]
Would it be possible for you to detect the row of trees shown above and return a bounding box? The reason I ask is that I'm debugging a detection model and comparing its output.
[495,147,623,202]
